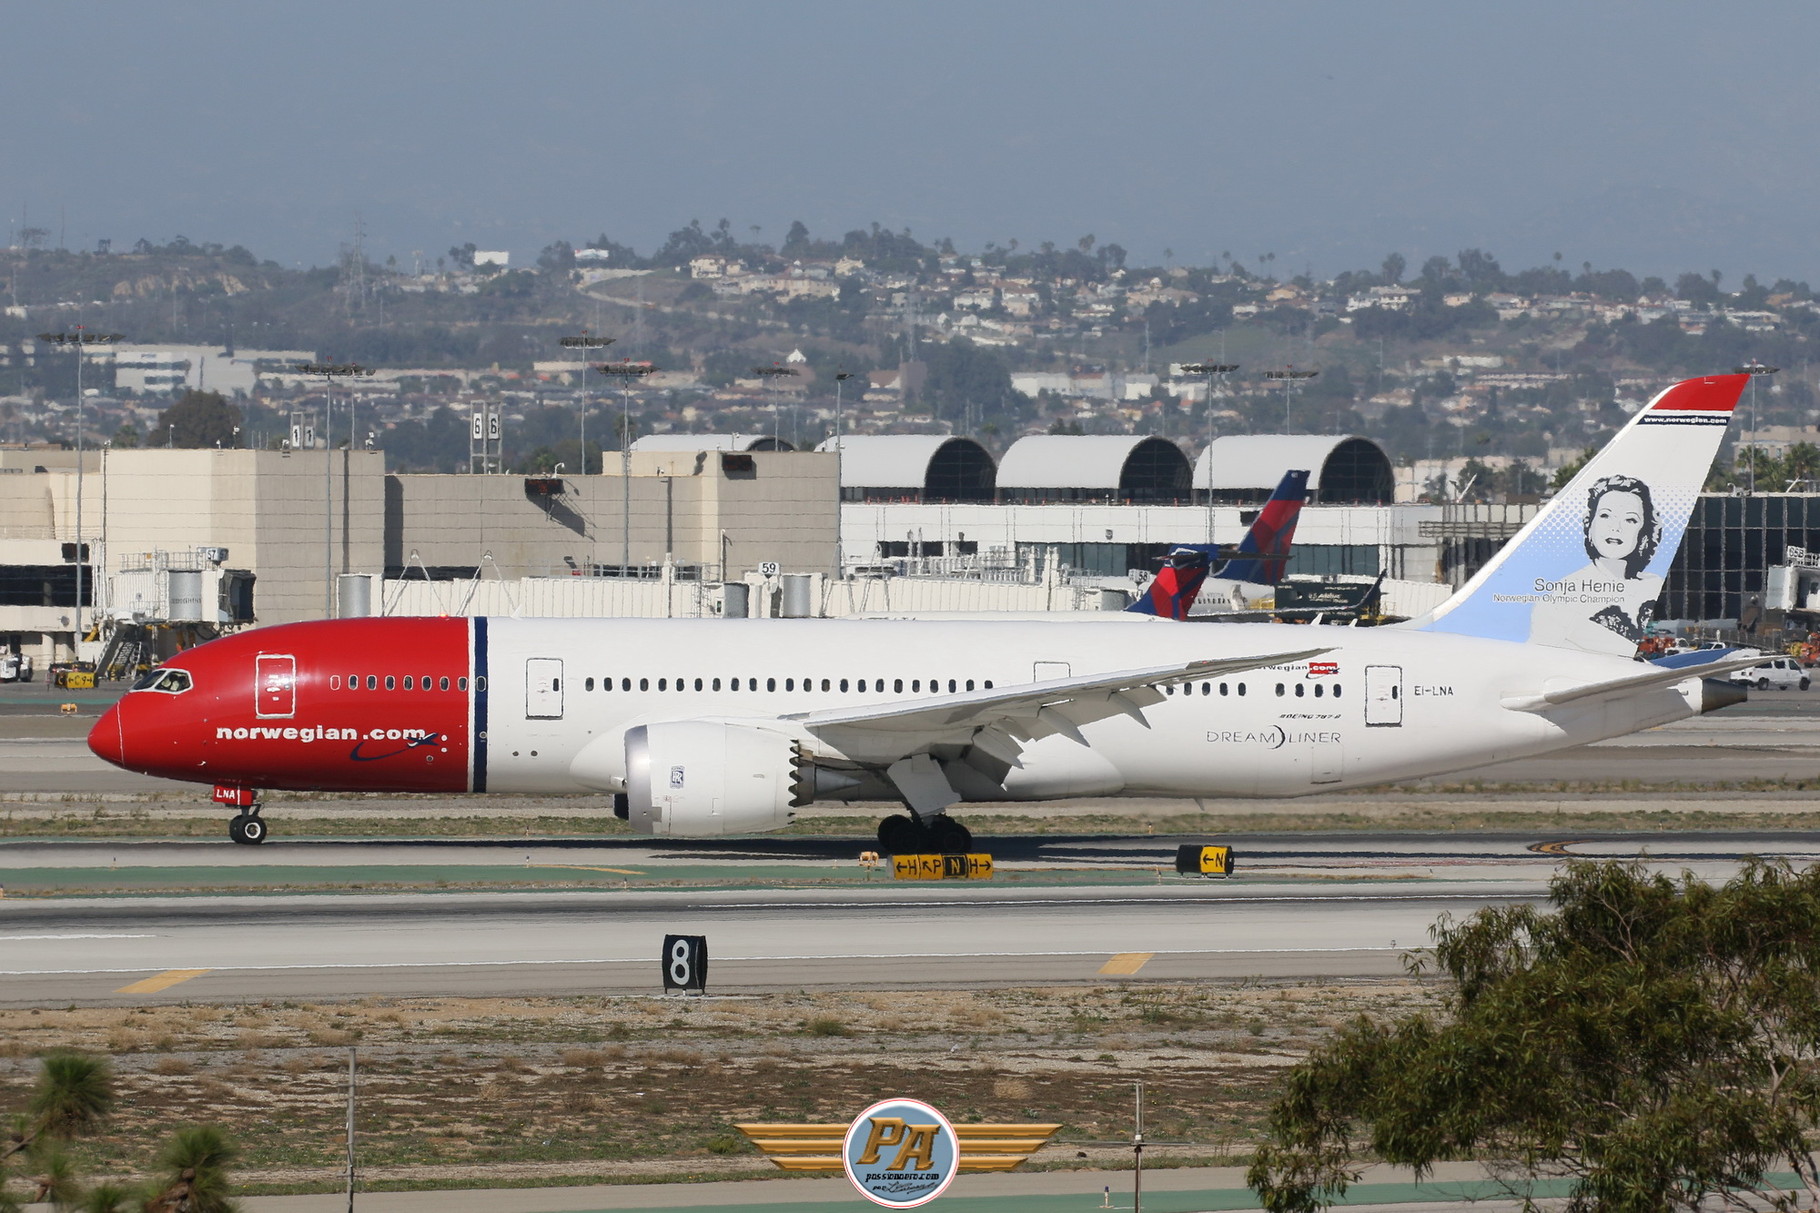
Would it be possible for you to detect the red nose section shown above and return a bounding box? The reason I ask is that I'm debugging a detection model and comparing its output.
[88,703,127,768]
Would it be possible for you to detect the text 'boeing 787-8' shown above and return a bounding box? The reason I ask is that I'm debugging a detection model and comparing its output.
[91,374,1757,852]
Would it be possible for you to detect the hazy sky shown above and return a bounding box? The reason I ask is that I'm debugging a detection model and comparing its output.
[7,1,1819,282]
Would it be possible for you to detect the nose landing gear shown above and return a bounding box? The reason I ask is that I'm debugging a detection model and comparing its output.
[214,785,268,845]
[227,807,267,845]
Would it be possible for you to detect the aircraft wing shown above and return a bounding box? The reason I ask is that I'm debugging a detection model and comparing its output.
[1501,654,1765,712]
[785,647,1330,765]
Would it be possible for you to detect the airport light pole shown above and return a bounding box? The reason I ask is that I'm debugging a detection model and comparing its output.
[595,360,658,571]
[1734,362,1780,494]
[559,331,614,472]
[1180,362,1238,543]
[297,362,375,618]
[832,370,853,577]
[39,328,124,642]
[1263,367,1318,434]
[752,364,800,446]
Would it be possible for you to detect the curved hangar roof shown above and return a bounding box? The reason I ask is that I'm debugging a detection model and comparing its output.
[815,435,995,501]
[1196,434,1393,504]
[996,435,1192,502]
[629,434,796,453]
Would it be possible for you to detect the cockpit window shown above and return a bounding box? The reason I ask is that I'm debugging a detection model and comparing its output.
[131,668,192,694]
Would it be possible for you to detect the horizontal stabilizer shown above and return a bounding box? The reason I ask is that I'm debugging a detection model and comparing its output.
[1501,654,1763,713]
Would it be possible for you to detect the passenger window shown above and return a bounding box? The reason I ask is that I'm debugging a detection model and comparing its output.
[404,677,413,690]
[984,680,993,689]
[458,677,469,691]
[385,676,396,690]
[367,675,377,690]
[331,675,341,690]
[1165,684,1174,696]
[1334,685,1343,699]
[422,674,431,690]
[966,679,975,691]
[821,678,831,692]
[768,678,777,692]
[1294,684,1304,697]
[913,680,921,692]
[894,678,903,693]
[1274,683,1283,697]
[658,678,667,691]
[1220,682,1229,696]
[729,677,738,691]
[1201,682,1210,695]
[857,679,867,692]
[1238,683,1247,696]
[839,679,849,692]
[639,678,649,691]
[948,679,957,693]
[440,676,450,691]
[348,671,358,687]
[712,677,721,691]
[476,676,486,692]
[694,678,703,691]
[1313,684,1323,697]
[585,677,595,691]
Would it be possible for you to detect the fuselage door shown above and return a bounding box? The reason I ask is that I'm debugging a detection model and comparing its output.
[525,658,564,720]
[1364,665,1403,727]
[255,654,296,719]
[1034,661,1071,682]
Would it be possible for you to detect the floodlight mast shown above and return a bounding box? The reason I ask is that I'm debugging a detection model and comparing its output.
[833,370,853,575]
[296,362,376,618]
[1180,362,1238,544]
[1733,362,1781,495]
[39,328,124,645]
[595,361,659,571]
[1262,366,1318,433]
[752,364,799,446]
[559,332,614,473]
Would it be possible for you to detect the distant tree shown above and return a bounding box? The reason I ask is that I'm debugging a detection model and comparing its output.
[1380,252,1406,284]
[1251,860,1820,1213]
[536,241,575,272]
[1550,445,1597,490]
[111,423,139,449]
[1677,271,1721,307]
[447,242,478,269]
[154,391,241,449]
[781,219,812,259]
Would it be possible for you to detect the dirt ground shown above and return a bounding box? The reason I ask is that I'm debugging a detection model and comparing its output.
[0,980,1443,1195]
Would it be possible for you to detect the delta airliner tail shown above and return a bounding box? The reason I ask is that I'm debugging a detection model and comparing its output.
[1411,374,1748,657]
[1126,469,1310,620]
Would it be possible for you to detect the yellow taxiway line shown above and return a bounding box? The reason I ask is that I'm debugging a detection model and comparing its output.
[1098,952,1154,975]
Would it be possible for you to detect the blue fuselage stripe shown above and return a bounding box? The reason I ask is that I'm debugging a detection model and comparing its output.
[473,617,489,792]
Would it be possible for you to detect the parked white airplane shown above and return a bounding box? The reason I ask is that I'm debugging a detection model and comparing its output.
[91,375,1756,851]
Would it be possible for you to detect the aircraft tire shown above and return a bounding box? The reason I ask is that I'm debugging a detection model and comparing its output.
[227,816,246,844]
[877,814,921,855]
[928,815,972,855]
[237,815,268,845]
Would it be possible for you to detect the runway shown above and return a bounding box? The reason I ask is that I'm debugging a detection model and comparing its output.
[3,829,1815,1005]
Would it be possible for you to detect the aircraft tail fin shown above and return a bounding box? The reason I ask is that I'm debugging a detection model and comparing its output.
[1126,469,1311,619]
[1220,468,1310,586]
[1410,374,1748,656]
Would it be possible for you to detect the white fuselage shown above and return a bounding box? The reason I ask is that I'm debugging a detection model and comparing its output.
[479,618,1698,800]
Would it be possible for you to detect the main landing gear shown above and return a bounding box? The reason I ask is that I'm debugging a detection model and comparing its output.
[877,813,972,856]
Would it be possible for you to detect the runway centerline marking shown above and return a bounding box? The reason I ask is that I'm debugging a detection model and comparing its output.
[1099,952,1154,975]
[114,969,210,995]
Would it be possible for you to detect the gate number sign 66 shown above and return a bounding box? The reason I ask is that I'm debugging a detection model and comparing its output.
[662,934,708,992]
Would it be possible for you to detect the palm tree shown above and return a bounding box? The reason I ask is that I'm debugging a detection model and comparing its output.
[144,1126,236,1213]
[3,1053,114,1161]
[25,1145,79,1209]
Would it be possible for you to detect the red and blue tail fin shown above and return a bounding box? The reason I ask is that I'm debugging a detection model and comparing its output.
[1220,468,1310,586]
[1126,469,1310,619]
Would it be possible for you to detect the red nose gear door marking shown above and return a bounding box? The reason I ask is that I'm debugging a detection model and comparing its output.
[256,654,296,718]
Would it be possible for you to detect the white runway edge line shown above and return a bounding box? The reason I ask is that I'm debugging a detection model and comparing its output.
[0,945,1415,978]
[0,934,156,941]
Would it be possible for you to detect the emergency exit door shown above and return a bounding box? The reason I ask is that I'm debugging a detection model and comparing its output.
[1364,665,1403,727]
[525,658,564,719]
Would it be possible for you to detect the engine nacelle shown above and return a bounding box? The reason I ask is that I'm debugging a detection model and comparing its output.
[623,721,813,837]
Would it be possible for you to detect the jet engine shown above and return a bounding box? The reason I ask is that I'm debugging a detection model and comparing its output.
[622,721,813,837]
